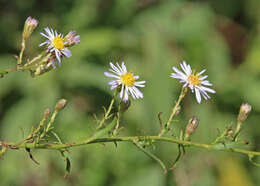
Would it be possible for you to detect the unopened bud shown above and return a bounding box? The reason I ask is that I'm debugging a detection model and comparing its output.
[23,16,38,40]
[44,108,51,119]
[185,116,199,140]
[55,99,67,111]
[238,103,252,123]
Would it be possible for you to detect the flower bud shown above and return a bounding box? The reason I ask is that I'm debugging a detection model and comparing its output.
[23,16,38,40]
[55,99,67,111]
[238,103,252,123]
[44,108,51,119]
[185,116,199,140]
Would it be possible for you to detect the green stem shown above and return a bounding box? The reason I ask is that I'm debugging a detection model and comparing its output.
[97,91,117,129]
[40,110,58,139]
[133,140,167,173]
[18,39,26,65]
[26,112,48,141]
[3,136,260,157]
[0,67,18,78]
[115,111,120,131]
[159,87,187,136]
[23,53,44,68]
[0,146,7,158]
[234,121,242,141]
[0,53,48,78]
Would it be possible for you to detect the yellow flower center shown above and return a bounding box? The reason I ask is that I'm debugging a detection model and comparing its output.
[188,74,201,86]
[120,72,135,86]
[52,35,65,49]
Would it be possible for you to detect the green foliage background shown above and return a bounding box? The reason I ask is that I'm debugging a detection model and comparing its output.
[0,0,260,185]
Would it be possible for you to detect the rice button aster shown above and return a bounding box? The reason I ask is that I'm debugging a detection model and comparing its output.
[171,61,216,103]
[39,27,72,66]
[104,62,146,102]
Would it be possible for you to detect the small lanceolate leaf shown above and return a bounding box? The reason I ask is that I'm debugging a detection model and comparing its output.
[51,131,63,144]
[25,148,39,165]
[93,118,117,139]
[170,144,183,170]
[60,150,71,178]
[64,157,71,178]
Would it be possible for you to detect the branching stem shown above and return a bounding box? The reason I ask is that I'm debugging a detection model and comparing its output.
[1,136,259,157]
[97,91,117,129]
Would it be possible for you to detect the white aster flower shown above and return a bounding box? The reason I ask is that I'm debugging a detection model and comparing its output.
[39,27,72,66]
[104,62,146,102]
[171,61,216,103]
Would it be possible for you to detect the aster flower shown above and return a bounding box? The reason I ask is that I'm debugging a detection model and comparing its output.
[39,27,80,67]
[171,61,216,103]
[104,62,146,102]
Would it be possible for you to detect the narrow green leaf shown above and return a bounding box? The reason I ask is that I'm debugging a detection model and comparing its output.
[64,157,71,178]
[170,144,182,170]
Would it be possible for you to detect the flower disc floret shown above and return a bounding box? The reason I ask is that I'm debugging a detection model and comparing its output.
[104,62,145,102]
[52,35,65,49]
[188,74,201,86]
[121,72,135,87]
[171,61,216,103]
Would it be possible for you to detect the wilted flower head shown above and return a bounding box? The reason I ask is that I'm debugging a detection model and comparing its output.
[238,103,252,123]
[64,31,80,46]
[184,116,199,141]
[39,27,80,67]
[171,61,215,103]
[104,62,145,102]
[23,16,38,40]
[185,116,199,136]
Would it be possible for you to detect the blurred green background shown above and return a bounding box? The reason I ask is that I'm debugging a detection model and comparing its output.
[0,0,260,185]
